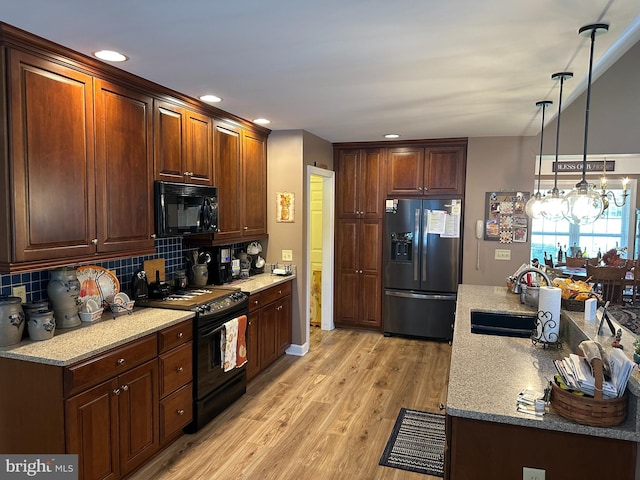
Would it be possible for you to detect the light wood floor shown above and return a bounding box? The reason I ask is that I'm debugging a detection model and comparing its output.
[130,327,452,480]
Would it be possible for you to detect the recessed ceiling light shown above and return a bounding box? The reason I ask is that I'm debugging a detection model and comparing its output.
[93,50,128,62]
[253,118,271,125]
[384,134,400,139]
[200,94,222,103]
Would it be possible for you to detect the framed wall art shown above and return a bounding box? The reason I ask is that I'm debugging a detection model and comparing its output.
[484,191,530,243]
[276,192,295,223]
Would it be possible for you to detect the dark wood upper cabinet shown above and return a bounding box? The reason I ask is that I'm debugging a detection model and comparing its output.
[242,130,267,237]
[6,49,97,264]
[95,79,155,253]
[335,148,383,219]
[387,144,466,196]
[214,122,243,241]
[153,100,213,185]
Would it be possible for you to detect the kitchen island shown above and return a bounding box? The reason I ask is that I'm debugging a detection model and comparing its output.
[446,284,639,479]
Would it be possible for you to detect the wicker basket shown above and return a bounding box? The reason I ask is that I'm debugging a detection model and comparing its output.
[561,296,601,311]
[551,358,627,427]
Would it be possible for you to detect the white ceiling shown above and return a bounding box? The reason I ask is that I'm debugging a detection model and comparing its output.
[3,1,640,143]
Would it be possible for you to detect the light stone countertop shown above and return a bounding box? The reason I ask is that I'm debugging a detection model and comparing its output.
[0,308,194,367]
[447,284,640,442]
[223,271,296,295]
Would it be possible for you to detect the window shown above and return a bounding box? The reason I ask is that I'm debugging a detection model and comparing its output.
[530,180,632,263]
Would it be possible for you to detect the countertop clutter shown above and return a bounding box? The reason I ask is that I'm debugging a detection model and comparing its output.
[447,284,640,442]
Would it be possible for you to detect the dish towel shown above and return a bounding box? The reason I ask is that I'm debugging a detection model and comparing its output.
[221,318,238,372]
[236,315,248,368]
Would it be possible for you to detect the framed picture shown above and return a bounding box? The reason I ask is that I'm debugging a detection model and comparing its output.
[276,192,295,222]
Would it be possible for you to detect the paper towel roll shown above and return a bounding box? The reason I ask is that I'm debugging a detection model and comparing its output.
[537,286,561,342]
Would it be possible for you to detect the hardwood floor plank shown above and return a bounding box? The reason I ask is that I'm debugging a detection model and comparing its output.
[129,328,451,480]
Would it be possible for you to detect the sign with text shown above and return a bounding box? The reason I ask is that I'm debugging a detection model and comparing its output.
[1,455,77,479]
[552,160,615,172]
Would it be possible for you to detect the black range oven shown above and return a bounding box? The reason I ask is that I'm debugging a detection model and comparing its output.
[139,287,248,432]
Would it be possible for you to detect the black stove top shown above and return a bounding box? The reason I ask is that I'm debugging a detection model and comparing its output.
[137,286,247,316]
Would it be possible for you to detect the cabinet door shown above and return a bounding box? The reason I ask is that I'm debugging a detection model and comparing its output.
[118,360,159,475]
[185,110,213,185]
[214,122,243,240]
[336,149,359,218]
[276,295,292,356]
[66,378,120,480]
[386,147,424,196]
[95,79,155,253]
[360,149,384,218]
[8,50,96,262]
[154,100,186,182]
[246,310,260,381]
[335,219,359,326]
[242,130,267,237]
[259,303,279,369]
[424,145,466,195]
[359,220,382,327]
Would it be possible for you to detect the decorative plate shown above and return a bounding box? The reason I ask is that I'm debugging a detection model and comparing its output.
[77,266,120,307]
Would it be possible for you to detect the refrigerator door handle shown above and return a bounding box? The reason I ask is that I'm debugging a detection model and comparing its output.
[413,208,420,281]
[385,290,457,301]
[422,209,429,282]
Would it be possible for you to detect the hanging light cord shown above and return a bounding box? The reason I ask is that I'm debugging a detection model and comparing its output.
[535,101,550,194]
[579,27,597,187]
[552,74,567,195]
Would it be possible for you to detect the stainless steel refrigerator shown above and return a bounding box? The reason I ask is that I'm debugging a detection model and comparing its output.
[383,198,462,340]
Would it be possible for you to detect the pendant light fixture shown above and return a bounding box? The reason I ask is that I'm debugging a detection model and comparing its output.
[525,100,553,218]
[541,72,572,222]
[562,23,608,225]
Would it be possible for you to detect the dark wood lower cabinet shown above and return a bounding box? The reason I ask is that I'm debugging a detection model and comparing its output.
[66,360,158,479]
[0,320,192,480]
[246,281,293,381]
[446,415,637,480]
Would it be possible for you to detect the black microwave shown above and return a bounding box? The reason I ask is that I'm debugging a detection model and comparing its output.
[154,181,218,237]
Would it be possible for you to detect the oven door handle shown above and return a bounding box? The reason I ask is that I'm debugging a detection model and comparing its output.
[200,323,226,338]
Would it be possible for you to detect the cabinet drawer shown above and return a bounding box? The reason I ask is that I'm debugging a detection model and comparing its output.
[248,291,263,312]
[159,343,193,398]
[261,281,292,305]
[65,335,157,397]
[158,320,193,353]
[160,383,193,444]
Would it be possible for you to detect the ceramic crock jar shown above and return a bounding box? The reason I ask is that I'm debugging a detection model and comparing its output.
[27,310,56,341]
[0,296,25,346]
[47,267,81,328]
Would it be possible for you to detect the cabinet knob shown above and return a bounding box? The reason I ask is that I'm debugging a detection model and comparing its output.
[121,384,128,391]
[177,332,184,338]
[184,171,192,177]
[177,366,184,373]
[359,270,363,274]
[278,289,282,294]
[276,305,283,311]
[117,358,125,365]
[151,233,157,239]
[113,388,121,396]
[418,187,423,191]
[254,300,259,305]
[91,238,98,245]
[244,226,249,230]
[177,409,185,416]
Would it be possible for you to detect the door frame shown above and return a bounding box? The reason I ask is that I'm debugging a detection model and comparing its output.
[305,166,335,348]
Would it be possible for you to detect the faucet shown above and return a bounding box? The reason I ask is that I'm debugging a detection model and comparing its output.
[512,267,552,294]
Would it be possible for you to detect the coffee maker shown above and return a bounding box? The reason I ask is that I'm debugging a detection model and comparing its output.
[207,246,232,285]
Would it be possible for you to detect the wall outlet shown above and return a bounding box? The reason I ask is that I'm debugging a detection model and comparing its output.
[523,467,545,480]
[282,249,293,261]
[495,249,511,260]
[12,285,27,303]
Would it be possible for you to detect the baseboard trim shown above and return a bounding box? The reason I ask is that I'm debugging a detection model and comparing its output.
[286,342,309,356]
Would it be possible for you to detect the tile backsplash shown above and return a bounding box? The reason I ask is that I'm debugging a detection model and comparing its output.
[0,237,192,302]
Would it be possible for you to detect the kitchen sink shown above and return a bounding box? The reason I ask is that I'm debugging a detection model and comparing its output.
[470,310,536,338]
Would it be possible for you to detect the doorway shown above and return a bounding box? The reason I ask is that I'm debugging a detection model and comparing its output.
[305,166,335,347]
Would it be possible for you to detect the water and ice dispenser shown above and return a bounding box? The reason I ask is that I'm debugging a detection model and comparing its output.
[389,232,413,262]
